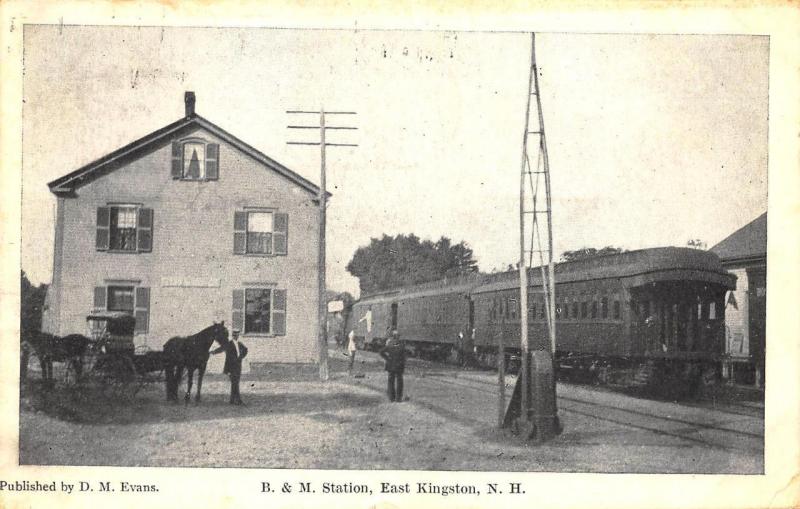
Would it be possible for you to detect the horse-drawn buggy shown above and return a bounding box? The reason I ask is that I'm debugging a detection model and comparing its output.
[24,314,229,404]
[22,312,166,400]
[83,311,166,399]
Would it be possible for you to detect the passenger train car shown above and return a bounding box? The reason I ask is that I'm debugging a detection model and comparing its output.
[346,247,736,393]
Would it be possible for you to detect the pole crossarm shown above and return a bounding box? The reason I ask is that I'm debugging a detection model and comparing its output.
[287,110,357,115]
[285,107,357,382]
[288,126,359,130]
[286,142,359,147]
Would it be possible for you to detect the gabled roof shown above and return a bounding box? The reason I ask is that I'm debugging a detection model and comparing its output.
[48,113,328,197]
[710,212,767,264]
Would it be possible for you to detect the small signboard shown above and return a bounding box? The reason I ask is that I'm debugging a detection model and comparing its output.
[328,300,344,313]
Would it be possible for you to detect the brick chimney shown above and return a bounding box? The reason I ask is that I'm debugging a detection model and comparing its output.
[184,91,196,117]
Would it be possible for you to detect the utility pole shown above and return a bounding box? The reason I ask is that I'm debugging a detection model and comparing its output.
[515,33,560,441]
[287,109,358,381]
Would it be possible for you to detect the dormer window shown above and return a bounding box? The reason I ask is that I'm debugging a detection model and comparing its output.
[171,139,219,181]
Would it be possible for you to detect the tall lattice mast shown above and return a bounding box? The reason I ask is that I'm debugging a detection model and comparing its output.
[518,32,556,423]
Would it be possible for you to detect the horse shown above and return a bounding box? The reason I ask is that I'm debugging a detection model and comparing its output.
[21,330,90,386]
[163,321,229,404]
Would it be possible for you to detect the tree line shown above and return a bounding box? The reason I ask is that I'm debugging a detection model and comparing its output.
[345,234,479,295]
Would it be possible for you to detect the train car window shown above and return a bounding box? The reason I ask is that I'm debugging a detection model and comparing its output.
[555,303,562,319]
[591,301,598,319]
[510,298,517,320]
[601,297,609,319]
[613,300,621,320]
[530,303,537,320]
[572,302,579,320]
[563,301,569,319]
[539,300,546,319]
[708,301,716,320]
[581,302,588,319]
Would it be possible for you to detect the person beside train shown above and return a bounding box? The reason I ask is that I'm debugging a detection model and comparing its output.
[379,330,406,402]
[347,329,358,375]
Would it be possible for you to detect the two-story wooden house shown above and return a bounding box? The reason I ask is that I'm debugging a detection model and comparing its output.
[42,92,325,366]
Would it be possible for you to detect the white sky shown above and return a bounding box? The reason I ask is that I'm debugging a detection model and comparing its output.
[22,27,768,296]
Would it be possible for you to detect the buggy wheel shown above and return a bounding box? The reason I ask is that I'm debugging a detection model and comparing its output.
[99,354,141,401]
[64,359,81,386]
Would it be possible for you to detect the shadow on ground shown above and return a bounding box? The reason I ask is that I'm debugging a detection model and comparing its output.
[20,376,383,426]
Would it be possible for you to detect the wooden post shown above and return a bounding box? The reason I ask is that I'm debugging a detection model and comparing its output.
[497,321,506,428]
[286,109,357,383]
[318,109,330,381]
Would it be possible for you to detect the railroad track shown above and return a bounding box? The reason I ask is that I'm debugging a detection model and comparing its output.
[415,372,763,452]
[677,400,764,419]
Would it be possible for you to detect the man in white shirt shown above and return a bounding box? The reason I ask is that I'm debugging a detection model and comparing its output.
[347,329,358,375]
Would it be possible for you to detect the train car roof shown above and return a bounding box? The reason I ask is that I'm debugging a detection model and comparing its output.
[354,273,486,306]
[471,247,735,294]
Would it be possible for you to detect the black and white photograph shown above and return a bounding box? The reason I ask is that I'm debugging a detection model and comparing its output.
[2,2,799,509]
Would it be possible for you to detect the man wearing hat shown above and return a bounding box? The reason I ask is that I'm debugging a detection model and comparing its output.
[379,330,406,402]
[212,328,248,405]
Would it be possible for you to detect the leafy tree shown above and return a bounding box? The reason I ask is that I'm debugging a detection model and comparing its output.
[21,271,48,333]
[346,234,480,294]
[686,239,707,250]
[560,246,625,262]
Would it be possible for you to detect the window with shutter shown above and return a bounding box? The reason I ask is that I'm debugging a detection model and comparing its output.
[232,290,245,331]
[137,208,153,252]
[272,289,287,336]
[134,287,150,334]
[235,287,287,336]
[183,142,205,179]
[245,288,272,334]
[98,205,154,253]
[273,213,288,255]
[93,285,149,333]
[233,212,247,254]
[246,212,273,255]
[172,138,220,181]
[96,207,110,250]
[94,286,107,309]
[108,286,135,313]
[234,210,289,256]
[206,143,219,180]
[171,141,182,179]
[109,206,137,251]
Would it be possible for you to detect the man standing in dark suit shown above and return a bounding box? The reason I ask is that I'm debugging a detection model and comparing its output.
[379,330,406,402]
[212,328,247,405]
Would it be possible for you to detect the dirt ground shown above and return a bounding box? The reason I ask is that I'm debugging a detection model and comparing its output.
[19,355,514,469]
[18,350,762,472]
